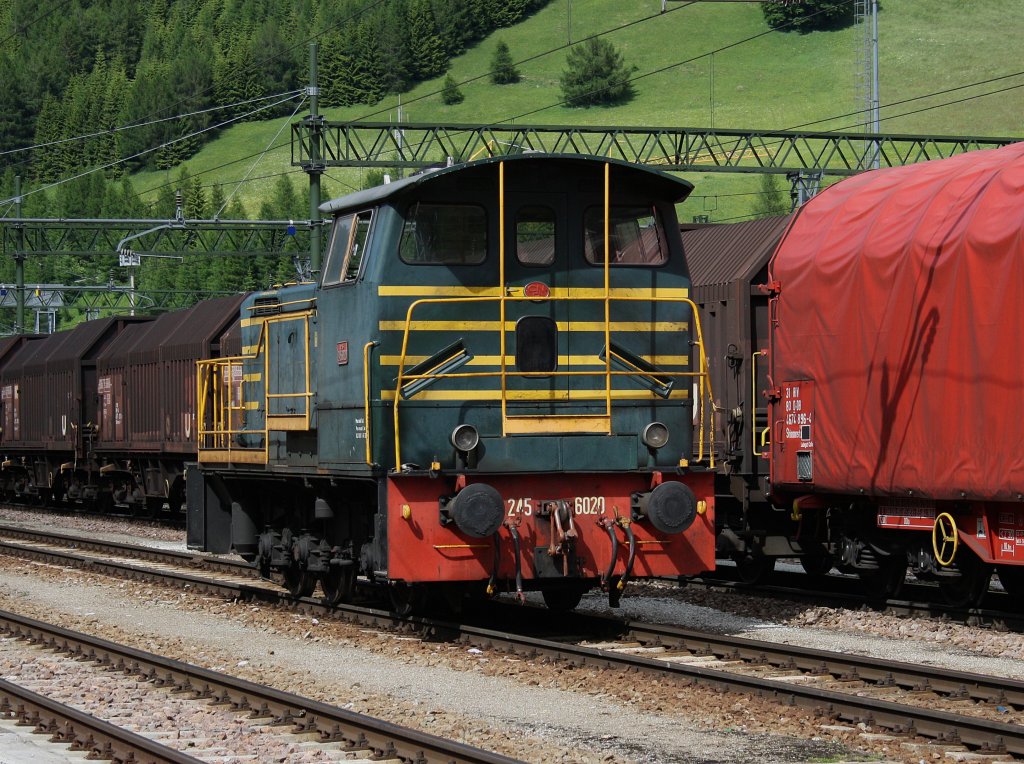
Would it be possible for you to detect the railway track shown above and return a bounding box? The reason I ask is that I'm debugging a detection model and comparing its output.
[0,608,520,764]
[686,568,1024,631]
[0,524,1021,759]
[0,674,201,764]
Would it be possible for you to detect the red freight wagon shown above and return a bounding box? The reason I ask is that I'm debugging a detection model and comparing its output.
[766,142,1024,602]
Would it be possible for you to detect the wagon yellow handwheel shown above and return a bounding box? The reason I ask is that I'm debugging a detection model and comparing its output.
[932,512,959,567]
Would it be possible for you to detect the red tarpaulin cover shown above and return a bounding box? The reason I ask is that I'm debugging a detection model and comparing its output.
[768,142,1024,501]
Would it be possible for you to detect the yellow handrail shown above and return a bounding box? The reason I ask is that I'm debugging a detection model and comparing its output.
[363,340,379,466]
[752,350,769,458]
[391,292,716,470]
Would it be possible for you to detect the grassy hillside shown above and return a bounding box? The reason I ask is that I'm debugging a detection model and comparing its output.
[131,0,1024,223]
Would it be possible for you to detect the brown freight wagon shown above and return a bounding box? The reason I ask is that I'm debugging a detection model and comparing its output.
[0,336,43,446]
[0,335,46,498]
[94,295,244,514]
[0,318,142,504]
[682,215,828,579]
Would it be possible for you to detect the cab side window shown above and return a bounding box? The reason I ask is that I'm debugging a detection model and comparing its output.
[583,205,668,266]
[323,210,374,285]
[399,203,487,265]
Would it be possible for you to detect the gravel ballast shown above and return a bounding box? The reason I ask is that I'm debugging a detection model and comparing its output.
[1,512,1022,762]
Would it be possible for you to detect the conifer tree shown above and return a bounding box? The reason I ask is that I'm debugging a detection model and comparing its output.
[490,40,520,84]
[487,0,528,27]
[560,37,636,108]
[379,0,412,94]
[407,0,447,80]
[441,74,464,105]
[350,18,387,105]
[32,95,65,182]
[762,0,854,33]
[751,174,791,218]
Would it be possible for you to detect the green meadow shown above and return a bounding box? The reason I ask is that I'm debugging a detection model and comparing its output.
[131,0,1024,223]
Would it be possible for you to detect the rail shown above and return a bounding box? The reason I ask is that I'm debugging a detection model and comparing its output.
[0,608,521,764]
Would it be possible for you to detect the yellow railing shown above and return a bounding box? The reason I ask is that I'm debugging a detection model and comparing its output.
[752,350,770,458]
[196,354,268,463]
[363,340,379,466]
[388,159,715,472]
[390,292,716,471]
[264,312,315,431]
[196,309,315,463]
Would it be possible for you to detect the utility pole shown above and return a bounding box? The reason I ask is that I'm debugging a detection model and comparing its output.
[870,0,880,169]
[856,0,881,169]
[14,176,25,333]
[307,42,324,275]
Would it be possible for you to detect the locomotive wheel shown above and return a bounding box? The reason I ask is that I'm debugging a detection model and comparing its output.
[282,567,317,598]
[388,582,426,617]
[938,551,991,608]
[734,553,775,585]
[858,557,906,600]
[541,586,585,612]
[998,565,1024,598]
[320,567,356,606]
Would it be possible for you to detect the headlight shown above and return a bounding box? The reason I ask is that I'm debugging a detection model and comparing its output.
[641,421,670,449]
[450,424,480,452]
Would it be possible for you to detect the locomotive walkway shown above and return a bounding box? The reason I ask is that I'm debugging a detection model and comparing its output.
[0,524,1020,760]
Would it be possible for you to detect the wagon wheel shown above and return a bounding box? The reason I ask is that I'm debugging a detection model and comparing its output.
[95,492,115,514]
[541,586,585,612]
[858,555,906,600]
[320,566,356,606]
[144,497,165,518]
[938,550,991,608]
[799,553,835,578]
[282,567,317,598]
[733,553,775,585]
[998,565,1024,598]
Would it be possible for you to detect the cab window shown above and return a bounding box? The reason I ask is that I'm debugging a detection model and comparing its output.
[583,206,669,266]
[323,210,373,285]
[399,203,487,265]
[516,205,556,267]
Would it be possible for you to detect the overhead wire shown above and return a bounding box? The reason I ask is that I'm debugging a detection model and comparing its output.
[0,0,75,48]
[123,2,708,205]
[0,0,390,206]
[114,0,391,131]
[0,90,305,159]
[215,95,308,217]
[0,91,304,207]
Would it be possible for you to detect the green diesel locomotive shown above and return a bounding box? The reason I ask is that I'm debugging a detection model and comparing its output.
[188,153,716,611]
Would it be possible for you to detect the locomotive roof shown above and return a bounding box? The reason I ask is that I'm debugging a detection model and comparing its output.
[320,153,693,214]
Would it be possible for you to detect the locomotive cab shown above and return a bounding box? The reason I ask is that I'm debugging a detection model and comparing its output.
[192,154,717,611]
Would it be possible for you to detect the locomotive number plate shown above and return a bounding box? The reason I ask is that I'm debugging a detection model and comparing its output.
[505,497,607,517]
